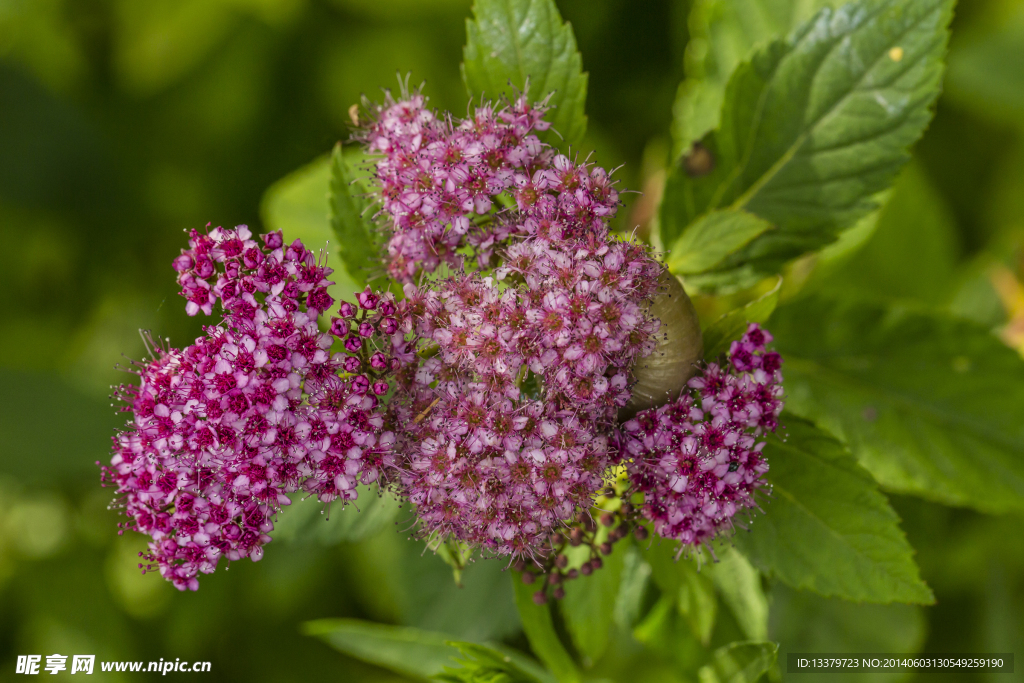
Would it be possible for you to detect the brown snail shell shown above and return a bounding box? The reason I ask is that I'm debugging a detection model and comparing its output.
[620,271,703,420]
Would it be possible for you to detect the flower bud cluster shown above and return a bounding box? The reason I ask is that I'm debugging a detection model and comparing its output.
[618,324,783,549]
[104,226,394,590]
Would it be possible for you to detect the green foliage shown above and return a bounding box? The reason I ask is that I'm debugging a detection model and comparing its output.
[437,642,549,683]
[612,544,653,631]
[673,0,844,157]
[329,143,382,288]
[696,641,778,683]
[771,295,1024,514]
[660,0,954,288]
[462,0,588,150]
[700,277,781,361]
[559,538,627,663]
[705,547,768,642]
[272,485,401,545]
[665,209,772,276]
[733,417,934,604]
[944,6,1024,128]
[641,541,718,645]
[7,0,1024,680]
[304,618,462,680]
[511,572,582,683]
[808,161,960,305]
[769,582,926,683]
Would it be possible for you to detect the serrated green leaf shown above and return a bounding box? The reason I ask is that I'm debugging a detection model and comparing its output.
[511,571,581,683]
[696,641,778,683]
[771,295,1024,514]
[559,537,627,664]
[303,618,460,681]
[673,0,845,157]
[733,416,933,603]
[661,0,954,282]
[260,154,360,305]
[462,0,587,150]
[706,547,768,641]
[436,642,547,683]
[701,277,782,361]
[641,541,717,645]
[666,209,773,276]
[329,142,381,288]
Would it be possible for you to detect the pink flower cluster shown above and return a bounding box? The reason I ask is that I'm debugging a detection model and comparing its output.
[104,226,395,590]
[365,93,664,558]
[618,324,783,549]
[105,95,788,589]
[359,93,619,280]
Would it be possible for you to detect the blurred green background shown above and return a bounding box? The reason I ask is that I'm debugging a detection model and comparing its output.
[0,0,1022,680]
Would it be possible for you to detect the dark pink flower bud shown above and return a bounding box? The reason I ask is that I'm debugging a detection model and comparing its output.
[339,301,356,318]
[330,317,349,338]
[356,287,379,310]
[380,317,398,335]
[172,254,193,272]
[379,300,396,316]
[263,231,283,249]
[370,352,388,370]
[372,380,389,395]
[195,256,215,278]
[242,247,263,269]
[358,322,374,338]
[343,356,362,373]
[344,337,362,353]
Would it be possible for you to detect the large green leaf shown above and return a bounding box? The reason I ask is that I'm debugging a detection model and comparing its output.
[771,295,1024,514]
[696,642,778,683]
[329,142,381,289]
[303,618,460,680]
[511,572,581,683]
[462,0,587,150]
[660,0,954,281]
[673,0,844,156]
[733,417,933,604]
[559,537,627,664]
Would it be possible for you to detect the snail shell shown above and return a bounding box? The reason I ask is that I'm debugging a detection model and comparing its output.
[621,271,703,419]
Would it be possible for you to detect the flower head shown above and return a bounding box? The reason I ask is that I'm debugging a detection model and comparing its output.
[104,226,394,590]
[618,324,783,550]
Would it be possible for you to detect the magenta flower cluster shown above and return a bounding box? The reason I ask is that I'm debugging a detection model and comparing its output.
[104,226,396,590]
[360,93,665,557]
[360,93,619,280]
[106,93,786,589]
[618,324,783,549]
